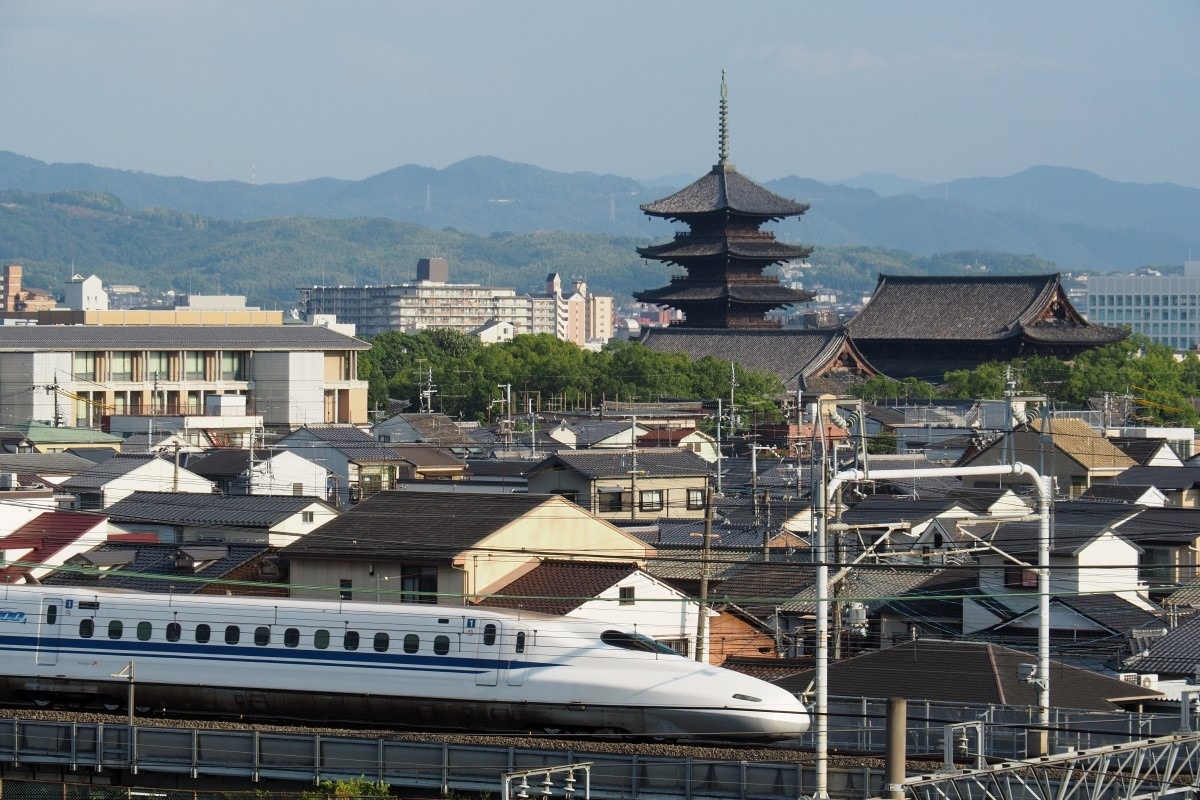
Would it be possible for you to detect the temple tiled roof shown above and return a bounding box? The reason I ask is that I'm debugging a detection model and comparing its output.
[637,237,812,261]
[638,327,875,393]
[640,163,810,220]
[846,273,1127,344]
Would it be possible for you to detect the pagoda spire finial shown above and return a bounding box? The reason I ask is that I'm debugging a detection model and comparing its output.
[718,69,731,166]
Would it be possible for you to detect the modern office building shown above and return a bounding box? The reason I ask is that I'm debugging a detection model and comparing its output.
[1086,262,1200,351]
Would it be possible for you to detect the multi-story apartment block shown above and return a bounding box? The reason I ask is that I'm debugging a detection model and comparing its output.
[1086,262,1200,351]
[299,259,613,346]
[0,324,369,431]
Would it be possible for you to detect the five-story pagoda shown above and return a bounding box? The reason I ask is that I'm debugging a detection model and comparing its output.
[634,73,814,328]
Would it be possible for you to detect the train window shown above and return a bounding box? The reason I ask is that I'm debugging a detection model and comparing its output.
[343,631,360,651]
[254,626,270,646]
[600,630,681,657]
[373,632,389,652]
[403,634,419,654]
[166,622,181,642]
[433,634,450,655]
[515,631,525,654]
[137,622,152,641]
[46,605,58,625]
[284,628,300,648]
[483,623,497,646]
[314,629,330,649]
[196,624,211,643]
[79,619,94,638]
[108,621,123,639]
[225,625,240,645]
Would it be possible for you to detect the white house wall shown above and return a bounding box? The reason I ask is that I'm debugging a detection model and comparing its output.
[99,462,214,508]
[248,451,328,497]
[569,571,704,654]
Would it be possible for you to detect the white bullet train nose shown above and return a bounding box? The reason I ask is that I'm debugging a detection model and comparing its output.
[633,666,811,741]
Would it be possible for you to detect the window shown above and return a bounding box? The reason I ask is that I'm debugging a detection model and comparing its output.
[660,637,690,656]
[344,631,360,651]
[137,621,152,641]
[195,624,211,643]
[73,351,97,380]
[254,626,271,646]
[400,566,438,604]
[79,619,94,638]
[220,351,246,381]
[601,490,627,512]
[619,586,635,606]
[284,628,300,648]
[146,351,170,381]
[111,351,134,381]
[108,621,123,639]
[314,629,330,649]
[433,634,450,655]
[515,631,526,653]
[373,632,389,652]
[639,490,663,512]
[225,625,240,645]
[166,622,182,642]
[483,623,497,647]
[302,510,315,523]
[687,488,705,510]
[184,351,206,380]
[403,634,420,653]
[339,579,352,601]
[295,484,306,498]
[1003,566,1038,589]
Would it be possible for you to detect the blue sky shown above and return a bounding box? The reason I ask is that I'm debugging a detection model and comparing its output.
[3,1,1197,188]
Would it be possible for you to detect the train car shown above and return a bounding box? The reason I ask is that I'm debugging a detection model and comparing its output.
[0,585,809,741]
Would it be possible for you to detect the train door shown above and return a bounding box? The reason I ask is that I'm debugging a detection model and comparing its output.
[506,627,528,686]
[36,597,63,666]
[471,619,500,686]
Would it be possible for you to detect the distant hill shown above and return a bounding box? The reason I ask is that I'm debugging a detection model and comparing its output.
[1,151,1197,271]
[832,172,932,196]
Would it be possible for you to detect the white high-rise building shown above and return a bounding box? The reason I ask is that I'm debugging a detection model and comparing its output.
[300,260,613,346]
[1086,261,1200,351]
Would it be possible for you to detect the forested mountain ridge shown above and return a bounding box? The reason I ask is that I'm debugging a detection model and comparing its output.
[2,151,1196,271]
[0,189,1059,311]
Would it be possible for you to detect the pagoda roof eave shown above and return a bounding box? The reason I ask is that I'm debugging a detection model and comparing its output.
[637,240,813,261]
[639,163,810,218]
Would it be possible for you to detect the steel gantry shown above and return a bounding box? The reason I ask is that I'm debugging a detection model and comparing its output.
[902,732,1200,800]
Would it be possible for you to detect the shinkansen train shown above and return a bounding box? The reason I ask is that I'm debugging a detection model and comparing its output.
[0,585,810,741]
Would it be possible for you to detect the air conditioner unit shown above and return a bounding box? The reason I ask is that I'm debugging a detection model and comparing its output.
[1139,674,1159,689]
[1117,673,1139,684]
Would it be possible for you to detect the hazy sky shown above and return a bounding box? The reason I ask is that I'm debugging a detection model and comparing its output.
[3,1,1198,188]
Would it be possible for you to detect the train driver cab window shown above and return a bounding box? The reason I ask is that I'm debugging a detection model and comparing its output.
[225,625,240,645]
[108,621,123,639]
[166,622,182,642]
[195,624,211,643]
[314,629,330,649]
[254,626,270,646]
[79,619,94,638]
[433,634,450,655]
[343,631,360,651]
[403,634,419,654]
[137,622,152,641]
